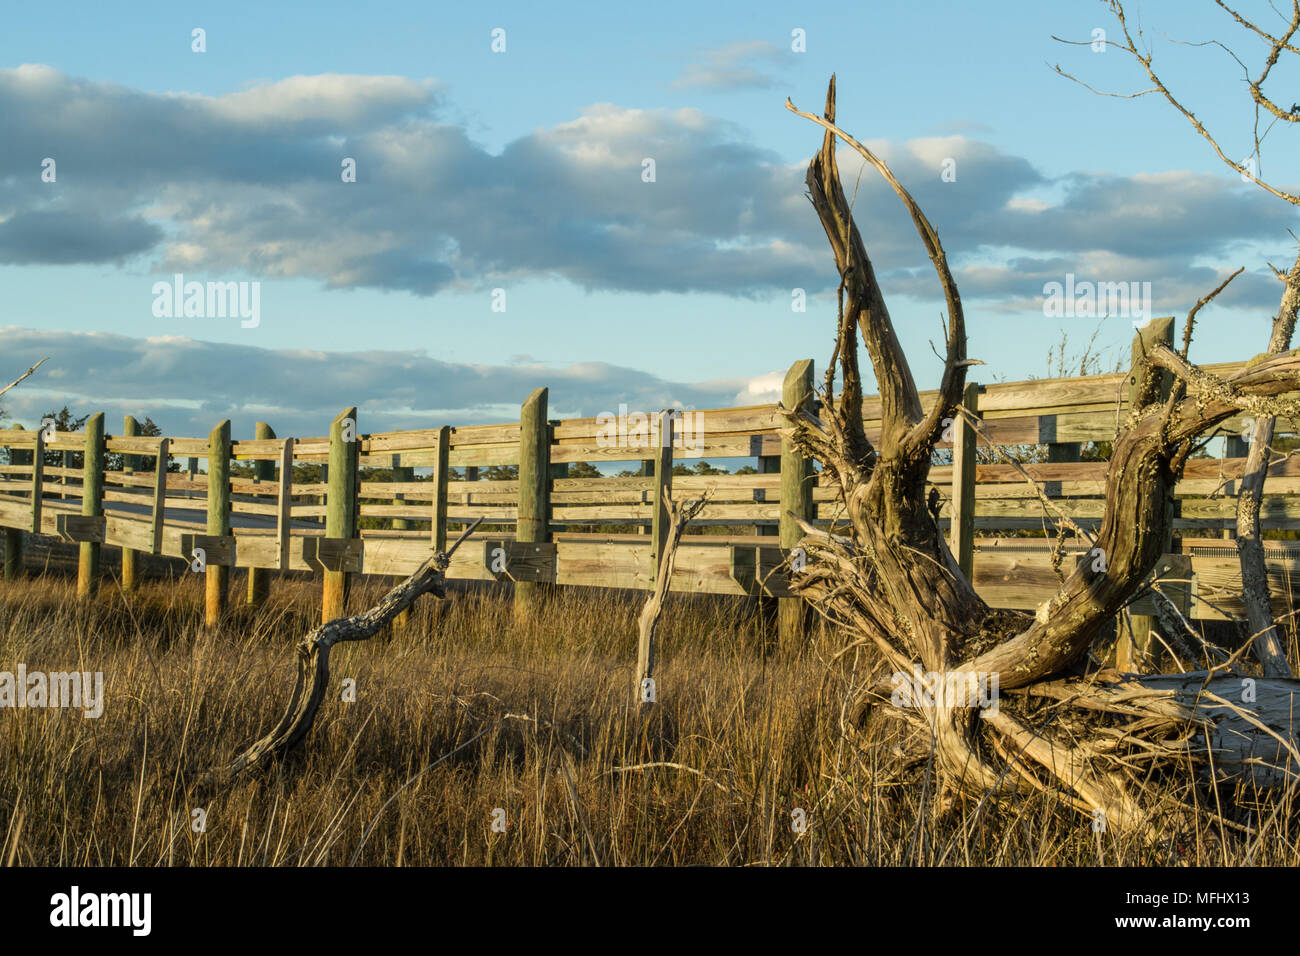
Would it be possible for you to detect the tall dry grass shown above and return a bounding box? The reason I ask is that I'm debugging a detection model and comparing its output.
[1,569,1297,866]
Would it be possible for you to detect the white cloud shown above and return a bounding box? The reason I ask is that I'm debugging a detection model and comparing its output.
[671,41,785,91]
[0,66,1289,309]
[734,370,784,406]
[1005,196,1050,213]
[206,74,437,127]
[0,326,754,440]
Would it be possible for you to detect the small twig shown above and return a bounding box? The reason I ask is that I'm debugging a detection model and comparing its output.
[1182,267,1243,360]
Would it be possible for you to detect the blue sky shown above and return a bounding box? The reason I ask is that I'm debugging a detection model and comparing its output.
[1,0,1298,443]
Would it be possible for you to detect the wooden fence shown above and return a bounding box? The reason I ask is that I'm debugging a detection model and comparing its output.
[4,323,1300,642]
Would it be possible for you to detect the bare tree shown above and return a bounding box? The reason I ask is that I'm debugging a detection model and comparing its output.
[1054,0,1300,675]
[782,76,1300,836]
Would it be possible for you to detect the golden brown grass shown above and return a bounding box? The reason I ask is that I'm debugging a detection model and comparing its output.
[1,570,1297,866]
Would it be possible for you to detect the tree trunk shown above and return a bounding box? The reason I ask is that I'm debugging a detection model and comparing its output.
[1235,252,1300,677]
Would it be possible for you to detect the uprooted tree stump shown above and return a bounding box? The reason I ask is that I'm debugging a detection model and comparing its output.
[779,76,1300,839]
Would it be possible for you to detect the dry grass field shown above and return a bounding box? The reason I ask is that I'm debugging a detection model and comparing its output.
[2,564,1298,867]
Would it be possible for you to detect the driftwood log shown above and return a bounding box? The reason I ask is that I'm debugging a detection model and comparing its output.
[780,76,1300,836]
[194,517,483,792]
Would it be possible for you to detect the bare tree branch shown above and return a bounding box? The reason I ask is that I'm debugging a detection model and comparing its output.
[1056,0,1300,206]
[0,358,48,402]
[1182,267,1244,359]
[634,488,710,703]
[785,83,968,465]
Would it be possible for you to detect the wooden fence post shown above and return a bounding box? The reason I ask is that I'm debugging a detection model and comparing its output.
[550,459,569,504]
[757,438,781,629]
[548,456,568,590]
[1223,433,1249,539]
[276,438,293,574]
[516,388,550,618]
[393,426,450,628]
[432,426,451,553]
[151,437,168,556]
[4,425,28,581]
[1047,442,1082,463]
[638,459,654,534]
[3,522,20,580]
[649,411,675,583]
[247,421,275,605]
[950,381,980,581]
[31,425,44,536]
[206,420,231,626]
[76,413,105,598]
[778,359,815,647]
[322,407,358,623]
[391,455,412,537]
[390,453,413,628]
[1118,317,1175,671]
[121,415,139,591]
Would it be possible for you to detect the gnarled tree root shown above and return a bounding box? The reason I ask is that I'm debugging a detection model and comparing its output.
[901,671,1300,840]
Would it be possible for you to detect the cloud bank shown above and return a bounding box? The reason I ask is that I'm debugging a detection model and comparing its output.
[1,64,1292,312]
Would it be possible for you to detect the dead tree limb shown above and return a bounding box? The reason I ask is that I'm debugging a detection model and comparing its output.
[0,357,48,401]
[194,517,483,792]
[634,488,708,704]
[1236,250,1300,677]
[1181,268,1243,360]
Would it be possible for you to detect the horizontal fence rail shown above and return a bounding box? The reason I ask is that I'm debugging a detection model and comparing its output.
[4,333,1300,636]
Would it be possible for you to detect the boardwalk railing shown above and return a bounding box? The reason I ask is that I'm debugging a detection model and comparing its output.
[3,324,1299,638]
